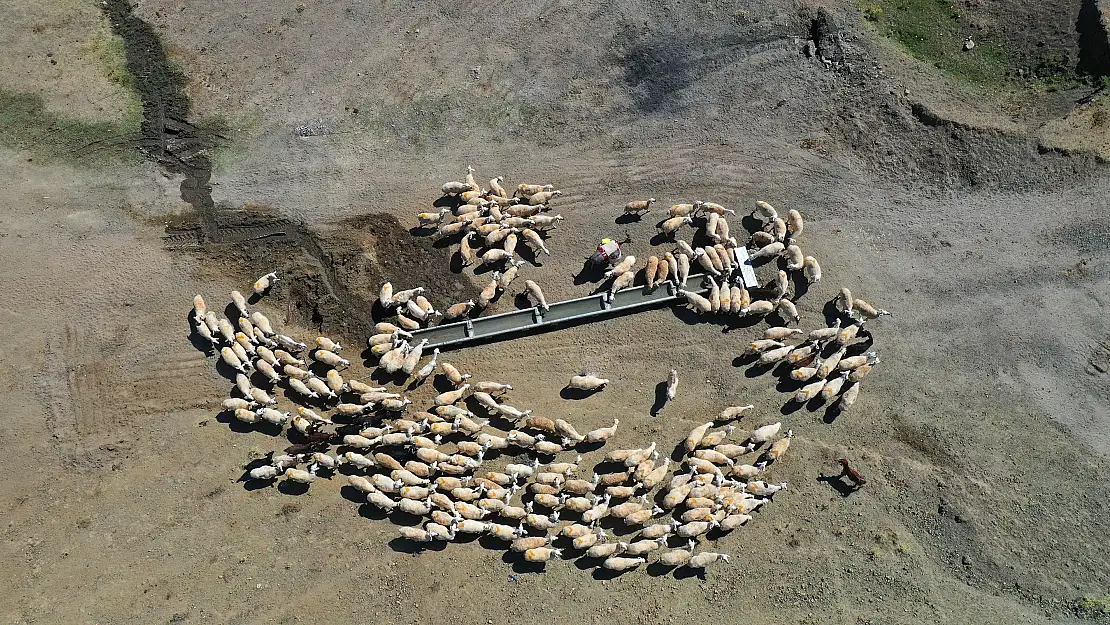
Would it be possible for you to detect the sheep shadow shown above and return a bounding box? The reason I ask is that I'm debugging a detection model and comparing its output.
[818,473,859,498]
[449,251,466,274]
[779,398,806,416]
[433,195,459,209]
[822,403,844,424]
[560,386,603,401]
[517,245,543,267]
[408,225,438,237]
[615,213,642,225]
[432,234,461,250]
[592,566,636,580]
[357,503,389,521]
[744,363,776,378]
[573,555,603,571]
[732,353,759,368]
[649,381,670,417]
[822,299,844,326]
[649,232,672,246]
[740,213,764,233]
[277,481,311,496]
[388,537,445,554]
[339,485,366,504]
[792,273,811,301]
[647,562,676,576]
[215,410,259,434]
[673,566,706,581]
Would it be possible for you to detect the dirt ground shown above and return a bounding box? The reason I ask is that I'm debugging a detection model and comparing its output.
[2,1,1110,624]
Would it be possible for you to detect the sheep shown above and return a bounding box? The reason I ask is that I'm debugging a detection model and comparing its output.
[750,421,782,444]
[715,216,731,242]
[604,255,637,279]
[506,204,542,217]
[486,522,522,541]
[678,289,712,314]
[568,375,612,388]
[220,347,248,373]
[750,241,785,260]
[249,387,276,406]
[693,248,719,277]
[249,358,278,383]
[481,248,513,266]
[770,217,788,242]
[782,244,805,271]
[470,272,500,309]
[718,404,754,422]
[754,200,778,221]
[283,467,315,484]
[838,382,860,411]
[609,271,636,294]
[510,536,551,553]
[191,294,208,324]
[794,378,826,402]
[443,300,476,322]
[502,216,534,229]
[674,519,718,538]
[230,342,252,367]
[585,419,619,443]
[398,339,428,376]
[248,465,282,481]
[521,228,550,255]
[658,369,677,404]
[624,198,655,214]
[532,214,564,229]
[848,361,876,382]
[252,272,279,295]
[785,207,804,235]
[248,312,274,336]
[676,252,691,286]
[217,318,237,344]
[777,298,800,324]
[418,208,450,226]
[714,243,733,272]
[689,551,729,569]
[287,378,318,399]
[731,285,750,314]
[581,494,612,524]
[705,212,720,241]
[487,176,508,197]
[442,180,472,195]
[684,422,714,452]
[768,270,790,300]
[436,362,469,389]
[194,318,218,345]
[313,349,349,370]
[763,429,795,464]
[647,254,669,288]
[438,221,469,238]
[658,541,697,567]
[751,230,775,247]
[457,232,479,267]
[816,347,847,379]
[622,442,656,468]
[222,397,255,412]
[366,492,398,511]
[523,280,550,312]
[660,215,693,237]
[791,366,818,381]
[836,287,854,315]
[803,256,822,283]
[529,190,562,205]
[853,298,891,319]
[744,299,775,316]
[807,320,842,344]
[669,203,698,217]
[587,542,628,559]
[757,344,794,365]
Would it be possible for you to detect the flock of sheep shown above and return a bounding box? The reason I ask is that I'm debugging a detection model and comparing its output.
[188,166,889,576]
[189,277,791,573]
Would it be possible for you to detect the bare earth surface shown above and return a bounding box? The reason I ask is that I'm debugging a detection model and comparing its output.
[2,1,1109,624]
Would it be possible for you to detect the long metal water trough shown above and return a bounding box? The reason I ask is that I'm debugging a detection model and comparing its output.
[408,247,758,350]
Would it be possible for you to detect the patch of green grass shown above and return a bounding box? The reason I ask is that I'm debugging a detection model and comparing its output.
[856,0,1011,87]
[0,88,140,162]
[1077,592,1110,616]
[856,0,1079,90]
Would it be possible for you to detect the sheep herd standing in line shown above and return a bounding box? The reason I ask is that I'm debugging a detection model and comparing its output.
[187,166,890,576]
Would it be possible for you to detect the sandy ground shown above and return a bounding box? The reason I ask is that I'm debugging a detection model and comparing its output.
[2,1,1110,624]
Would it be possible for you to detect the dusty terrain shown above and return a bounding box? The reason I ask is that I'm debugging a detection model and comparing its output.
[2,0,1110,624]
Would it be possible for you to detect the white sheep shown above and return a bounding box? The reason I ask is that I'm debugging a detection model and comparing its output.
[314,349,350,369]
[660,215,693,237]
[750,421,782,443]
[520,228,550,255]
[750,241,785,260]
[220,346,247,373]
[602,556,645,571]
[624,198,655,214]
[476,272,501,308]
[249,311,274,335]
[523,279,549,311]
[568,374,608,390]
[252,272,279,295]
[604,254,637,279]
[803,256,822,283]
